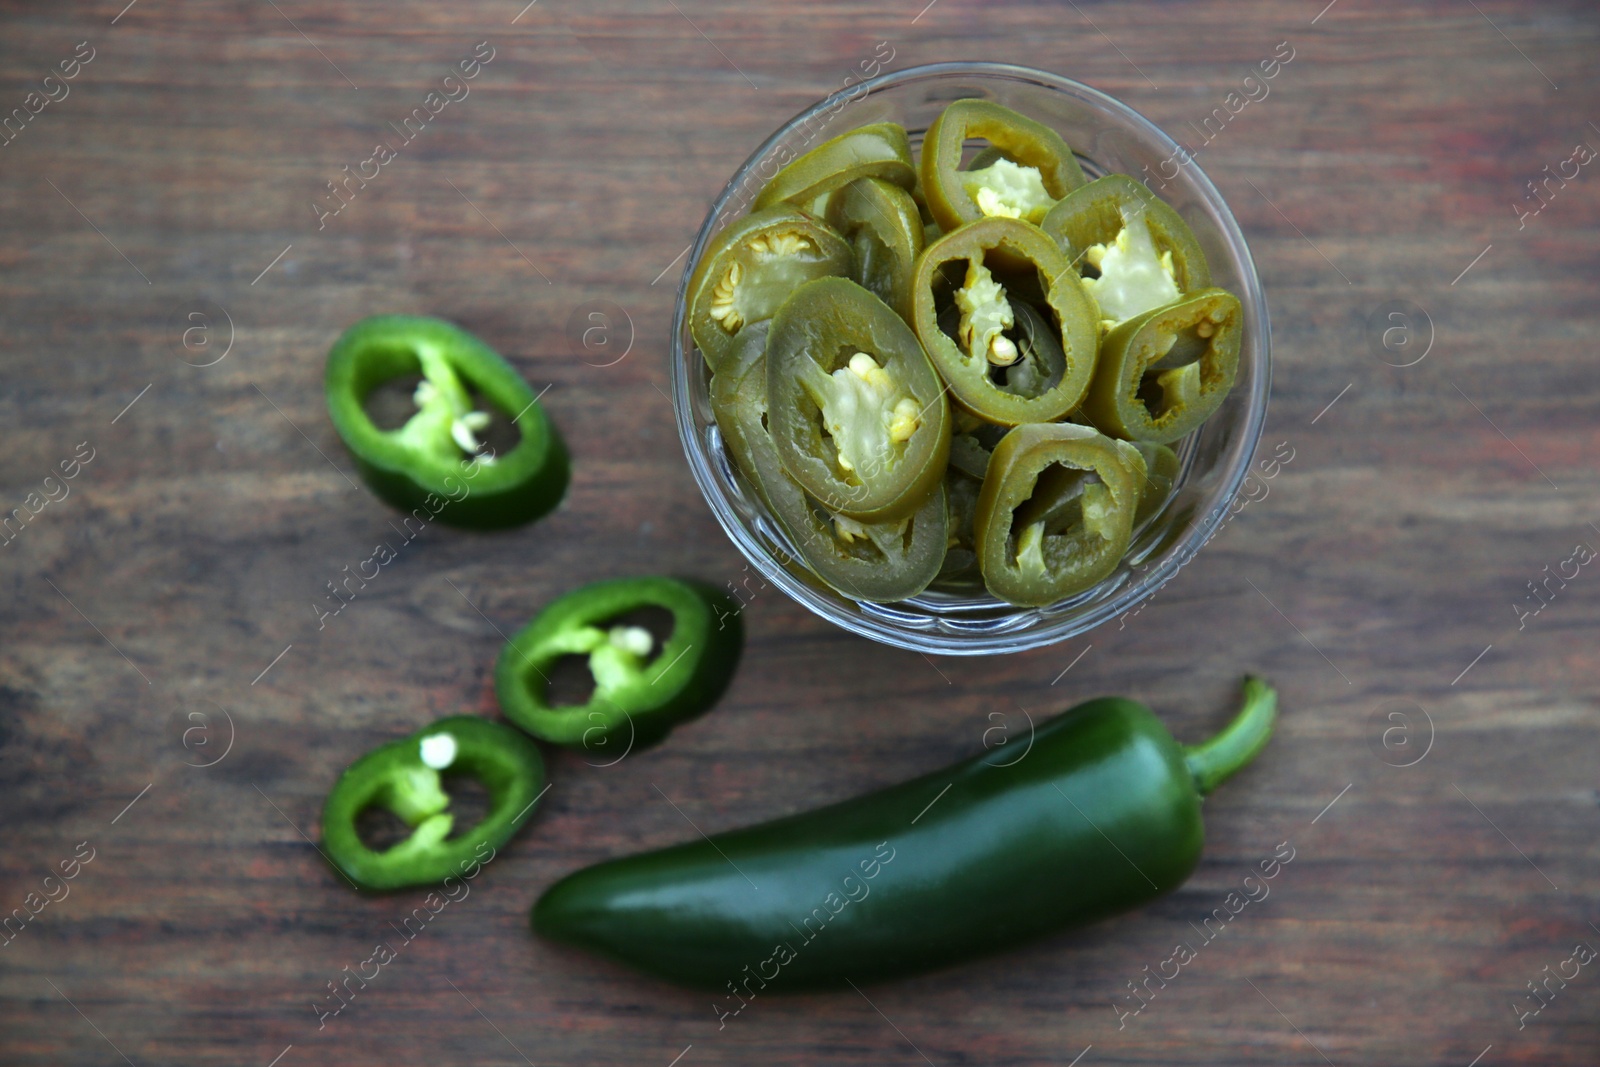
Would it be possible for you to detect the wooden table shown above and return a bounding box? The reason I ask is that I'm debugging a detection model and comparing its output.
[2,1,1597,1064]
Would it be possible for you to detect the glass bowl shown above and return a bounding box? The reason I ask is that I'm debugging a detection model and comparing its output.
[669,62,1270,655]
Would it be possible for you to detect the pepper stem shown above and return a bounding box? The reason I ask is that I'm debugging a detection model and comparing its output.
[1182,675,1277,796]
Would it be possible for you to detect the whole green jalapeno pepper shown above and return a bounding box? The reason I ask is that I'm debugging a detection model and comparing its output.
[1082,287,1242,444]
[687,206,854,372]
[766,277,950,523]
[324,315,568,529]
[532,676,1278,990]
[712,320,947,603]
[911,217,1099,426]
[322,716,546,892]
[974,422,1147,607]
[920,100,1088,233]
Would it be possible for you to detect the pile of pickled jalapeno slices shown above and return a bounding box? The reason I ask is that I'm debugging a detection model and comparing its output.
[689,100,1243,608]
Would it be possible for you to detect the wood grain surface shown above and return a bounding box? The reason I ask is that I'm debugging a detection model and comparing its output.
[2,1,1598,1064]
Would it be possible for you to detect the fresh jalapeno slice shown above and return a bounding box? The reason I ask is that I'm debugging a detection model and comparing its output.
[753,122,916,213]
[713,328,947,603]
[1082,287,1242,444]
[495,577,742,752]
[325,315,568,529]
[974,423,1145,607]
[1040,175,1212,333]
[825,177,926,322]
[911,217,1098,425]
[766,276,950,523]
[920,100,1088,232]
[321,716,546,891]
[688,206,853,372]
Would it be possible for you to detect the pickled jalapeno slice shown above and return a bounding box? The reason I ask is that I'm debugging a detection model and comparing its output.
[973,423,1145,607]
[911,217,1097,425]
[1040,175,1212,334]
[766,277,950,522]
[920,100,1088,233]
[688,206,853,371]
[825,177,926,322]
[713,324,947,603]
[1082,287,1242,444]
[753,122,916,213]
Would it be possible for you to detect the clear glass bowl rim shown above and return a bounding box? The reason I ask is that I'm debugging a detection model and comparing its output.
[669,60,1272,655]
